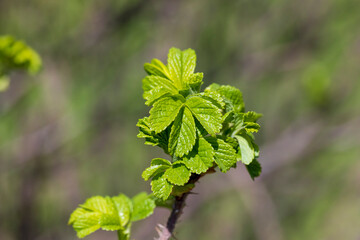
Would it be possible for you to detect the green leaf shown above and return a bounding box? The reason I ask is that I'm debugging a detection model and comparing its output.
[206,84,244,112]
[206,137,237,172]
[142,158,171,181]
[131,192,156,222]
[69,196,122,238]
[222,110,234,124]
[183,138,215,174]
[142,76,178,105]
[149,97,184,133]
[234,134,255,165]
[112,194,132,227]
[151,173,173,200]
[172,183,195,196]
[72,212,102,238]
[243,111,262,122]
[246,159,262,180]
[142,76,175,92]
[69,192,156,239]
[167,48,196,89]
[200,90,225,109]
[144,58,171,79]
[137,117,169,151]
[187,72,203,92]
[0,35,42,75]
[186,96,222,135]
[169,107,196,157]
[164,161,191,186]
[244,122,261,133]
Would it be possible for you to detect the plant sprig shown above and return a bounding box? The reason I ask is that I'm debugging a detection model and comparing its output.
[69,47,262,239]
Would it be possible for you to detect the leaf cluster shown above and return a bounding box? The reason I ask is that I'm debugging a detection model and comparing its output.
[68,192,155,239]
[138,48,262,200]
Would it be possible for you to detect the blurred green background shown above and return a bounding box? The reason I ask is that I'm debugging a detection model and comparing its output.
[1,0,360,239]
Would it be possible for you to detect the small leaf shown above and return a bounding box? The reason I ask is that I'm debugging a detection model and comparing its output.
[69,196,122,238]
[142,158,171,181]
[234,134,255,165]
[149,97,184,133]
[244,122,260,133]
[200,90,225,109]
[246,159,262,180]
[72,212,102,238]
[137,117,170,151]
[187,72,203,92]
[111,194,132,227]
[169,107,196,157]
[183,138,215,174]
[186,96,222,135]
[142,76,178,105]
[167,48,196,89]
[206,137,237,172]
[131,192,156,222]
[206,84,244,112]
[243,111,262,122]
[164,161,191,186]
[144,58,171,79]
[151,173,173,200]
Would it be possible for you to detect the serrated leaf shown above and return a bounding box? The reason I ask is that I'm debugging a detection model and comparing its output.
[243,111,262,122]
[142,158,171,181]
[72,212,102,238]
[235,134,255,165]
[167,48,196,89]
[183,138,215,174]
[164,161,191,186]
[244,122,260,133]
[131,192,156,222]
[169,107,196,157]
[142,76,178,105]
[206,137,237,172]
[143,87,172,106]
[206,84,244,112]
[222,110,234,124]
[144,58,171,79]
[137,117,169,151]
[200,90,225,109]
[69,196,122,238]
[246,159,262,180]
[186,96,222,135]
[151,173,173,200]
[112,194,132,227]
[187,72,203,92]
[149,97,184,133]
[142,76,175,92]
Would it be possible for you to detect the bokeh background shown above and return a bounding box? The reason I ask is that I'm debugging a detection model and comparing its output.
[1,0,360,239]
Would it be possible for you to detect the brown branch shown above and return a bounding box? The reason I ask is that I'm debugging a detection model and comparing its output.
[166,193,189,235]
[156,169,214,240]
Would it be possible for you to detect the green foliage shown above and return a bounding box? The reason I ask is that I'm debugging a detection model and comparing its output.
[70,47,262,239]
[139,48,262,200]
[0,35,42,91]
[68,192,155,239]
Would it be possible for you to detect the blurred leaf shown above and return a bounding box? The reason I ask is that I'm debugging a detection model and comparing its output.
[131,192,156,222]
